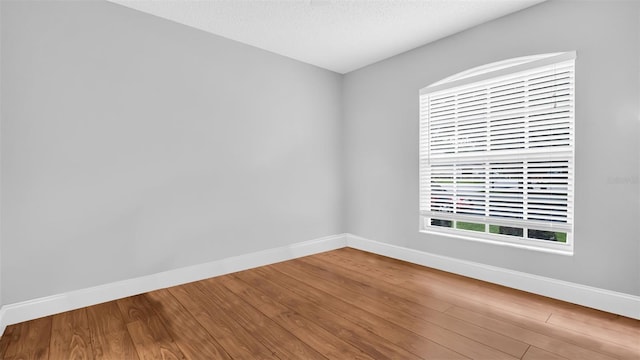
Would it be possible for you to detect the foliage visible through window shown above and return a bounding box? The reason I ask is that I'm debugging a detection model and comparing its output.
[419,52,575,254]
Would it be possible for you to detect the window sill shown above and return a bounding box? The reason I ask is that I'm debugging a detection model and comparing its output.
[420,228,574,256]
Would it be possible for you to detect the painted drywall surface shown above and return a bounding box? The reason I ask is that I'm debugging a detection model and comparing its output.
[1,0,342,303]
[0,0,3,308]
[344,0,640,295]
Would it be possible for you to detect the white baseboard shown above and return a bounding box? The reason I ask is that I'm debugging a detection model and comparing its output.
[346,234,640,320]
[0,233,347,335]
[2,232,638,337]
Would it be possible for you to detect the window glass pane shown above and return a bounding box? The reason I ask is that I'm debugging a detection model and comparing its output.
[491,225,523,237]
[555,232,567,243]
[527,229,562,242]
[431,219,452,228]
[456,221,485,232]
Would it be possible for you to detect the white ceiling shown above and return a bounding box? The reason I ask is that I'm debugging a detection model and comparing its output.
[108,0,546,74]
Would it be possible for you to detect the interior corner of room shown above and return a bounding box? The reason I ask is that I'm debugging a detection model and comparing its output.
[0,0,638,338]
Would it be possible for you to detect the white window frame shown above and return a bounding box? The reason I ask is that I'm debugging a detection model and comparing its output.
[419,52,576,255]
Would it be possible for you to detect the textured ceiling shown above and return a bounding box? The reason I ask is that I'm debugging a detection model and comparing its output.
[108,0,546,74]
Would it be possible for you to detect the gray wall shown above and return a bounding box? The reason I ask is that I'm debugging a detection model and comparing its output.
[343,0,640,295]
[1,0,342,303]
[0,0,3,308]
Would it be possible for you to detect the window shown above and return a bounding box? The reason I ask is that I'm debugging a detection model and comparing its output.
[419,52,575,254]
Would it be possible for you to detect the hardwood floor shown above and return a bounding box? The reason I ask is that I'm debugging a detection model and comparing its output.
[1,248,638,359]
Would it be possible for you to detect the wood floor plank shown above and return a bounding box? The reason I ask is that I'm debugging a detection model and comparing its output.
[126,317,186,360]
[329,248,485,294]
[445,305,629,360]
[548,308,640,337]
[196,278,327,360]
[50,308,94,360]
[333,248,633,336]
[144,289,232,360]
[273,259,519,360]
[334,247,560,322]
[320,249,509,313]
[289,256,526,358]
[116,295,186,360]
[470,284,557,322]
[86,301,139,360]
[3,317,52,360]
[310,253,452,312]
[219,273,376,360]
[302,254,530,358]
[446,300,640,360]
[0,325,17,359]
[229,268,424,360]
[327,248,553,322]
[168,282,277,359]
[521,346,569,360]
[116,295,158,324]
[547,312,640,351]
[253,266,469,359]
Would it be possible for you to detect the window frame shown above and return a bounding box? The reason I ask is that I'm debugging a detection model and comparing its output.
[419,52,576,255]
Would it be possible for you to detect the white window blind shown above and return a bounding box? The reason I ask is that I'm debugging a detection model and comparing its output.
[419,52,575,253]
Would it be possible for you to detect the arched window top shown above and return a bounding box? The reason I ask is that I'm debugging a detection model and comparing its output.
[421,51,576,96]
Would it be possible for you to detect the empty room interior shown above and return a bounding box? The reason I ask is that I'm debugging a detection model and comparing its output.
[0,0,639,359]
